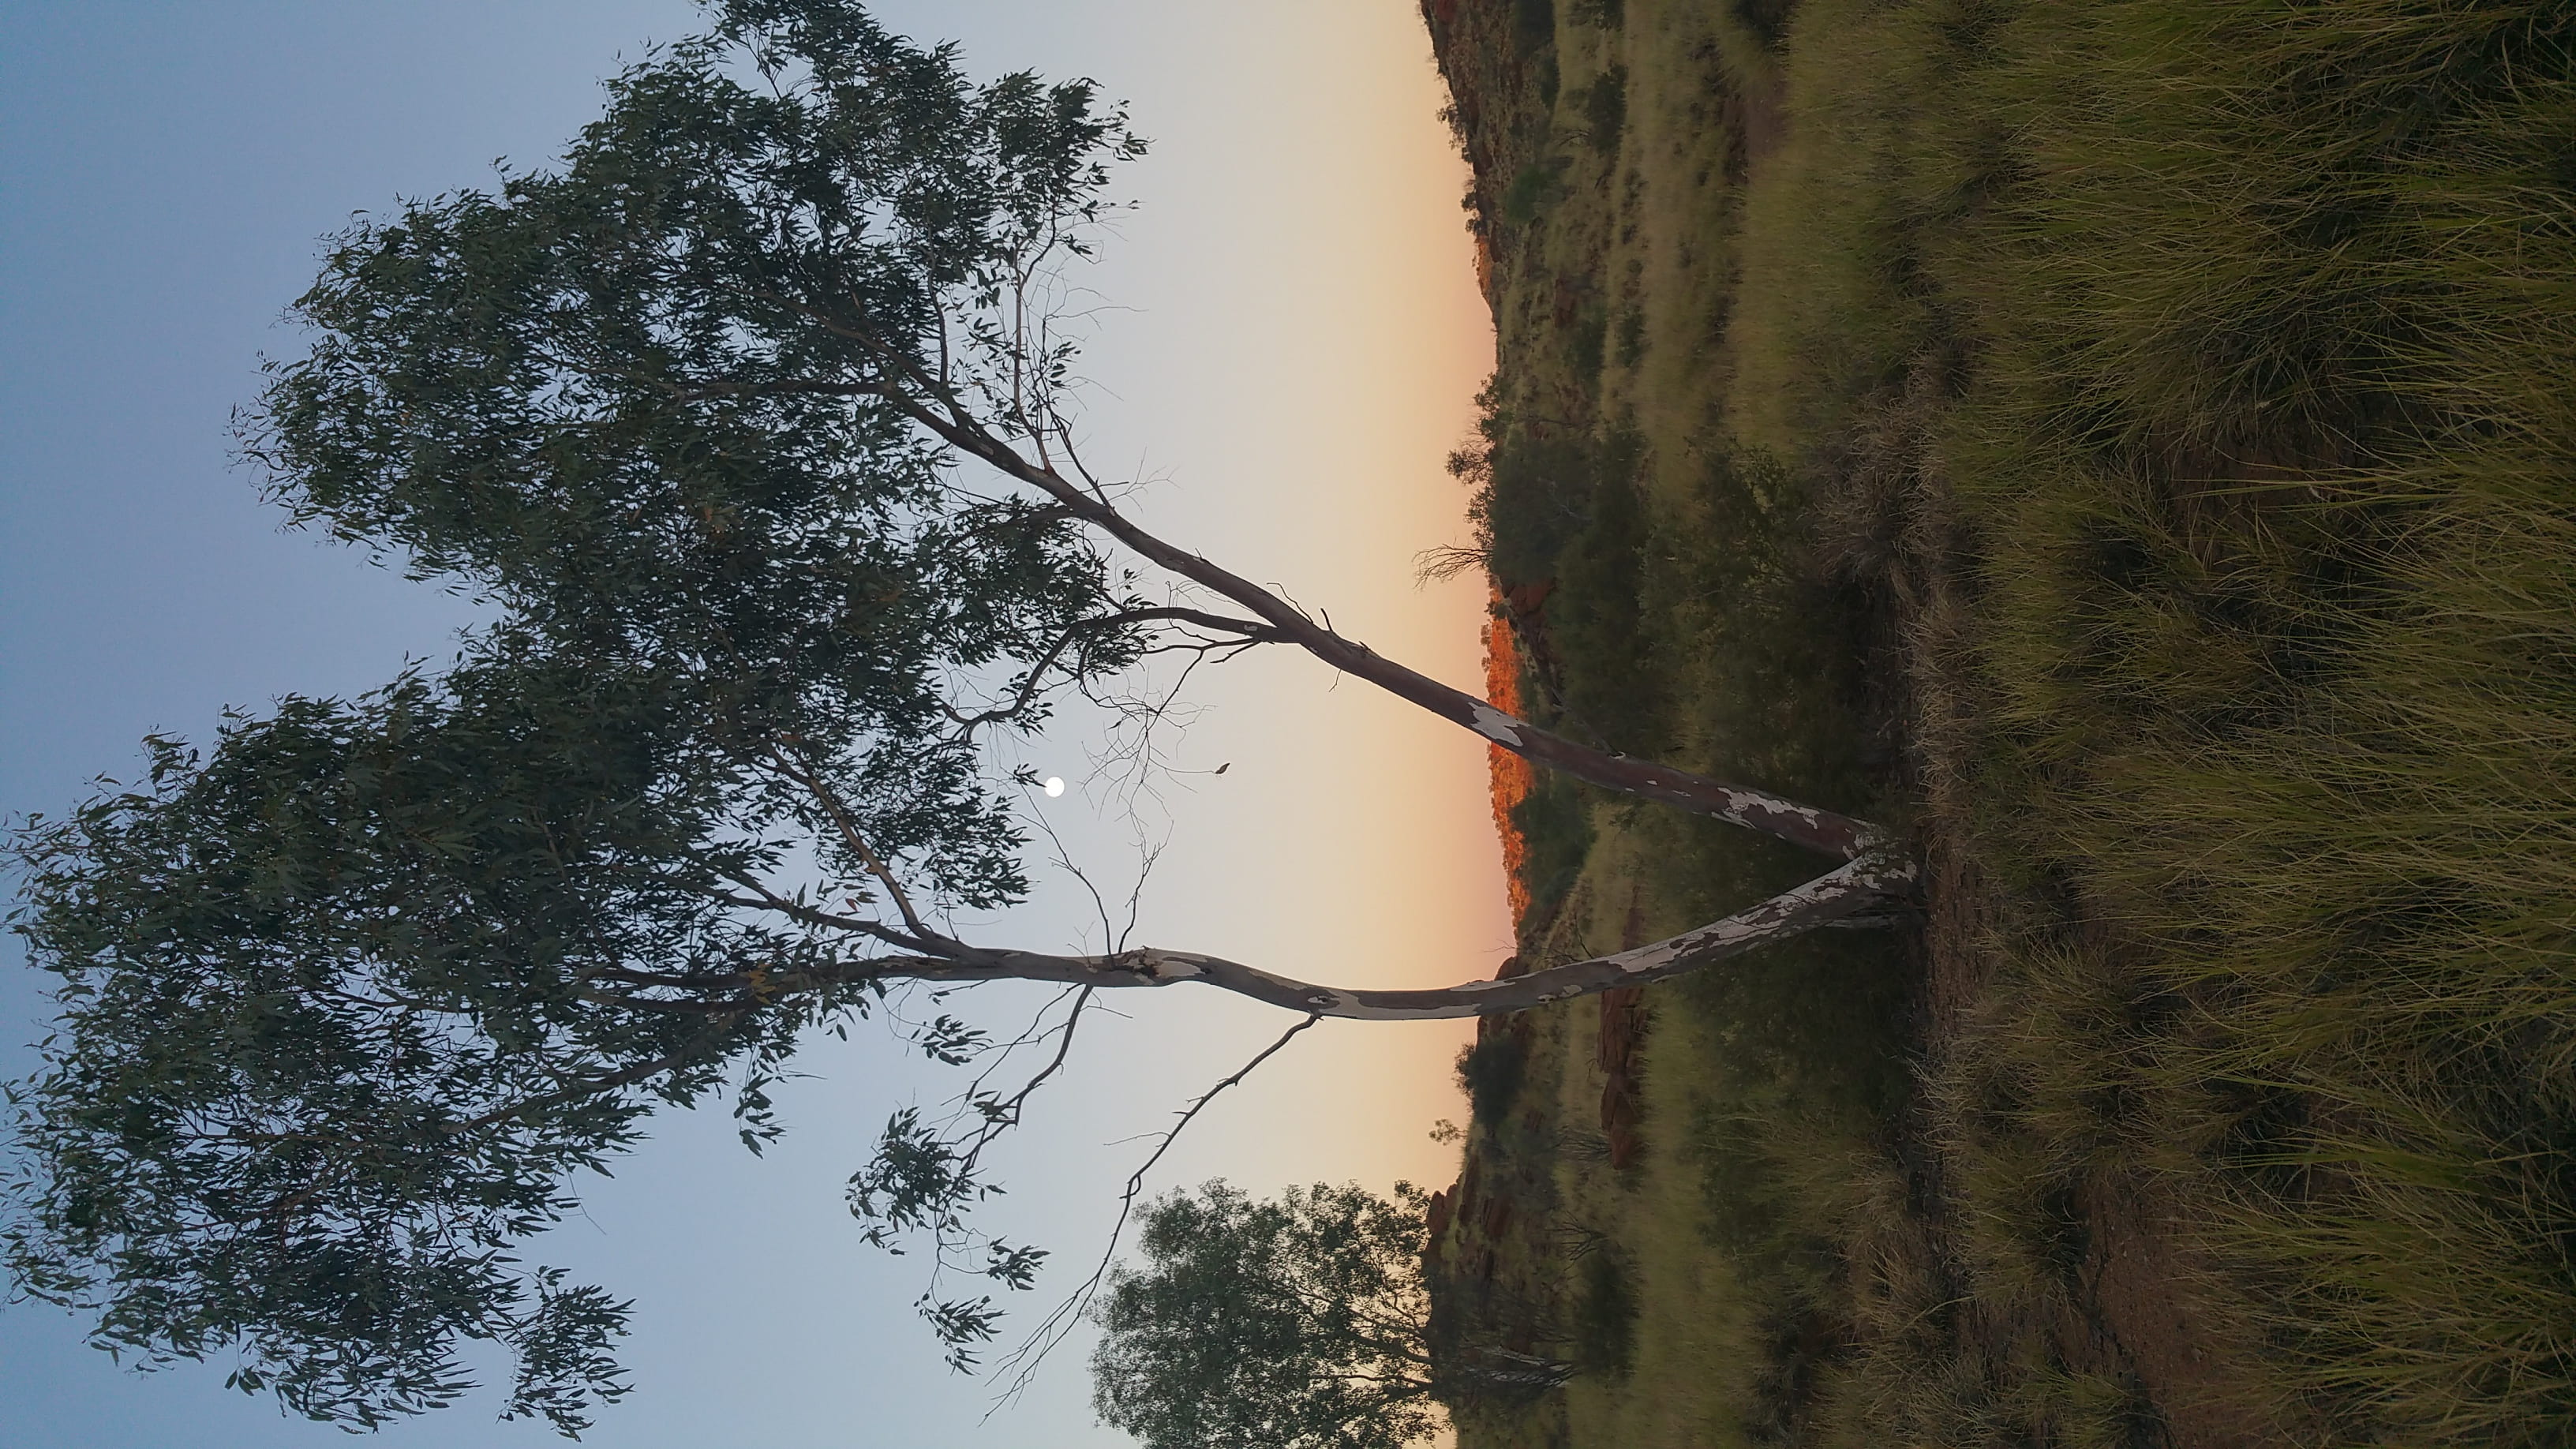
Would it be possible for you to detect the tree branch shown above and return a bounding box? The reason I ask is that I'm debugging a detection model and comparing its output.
[945,987,1094,1201]
[987,1012,1323,1404]
[944,605,1283,739]
[837,852,1908,1020]
[762,744,947,946]
[436,1030,749,1139]
[705,868,949,959]
[846,352,1897,861]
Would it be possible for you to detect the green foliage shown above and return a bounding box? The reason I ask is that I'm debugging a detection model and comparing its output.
[3,1,1162,1432]
[1731,0,1794,50]
[1455,1036,1530,1126]
[1091,1181,1443,1449]
[1613,308,1644,369]
[1570,0,1624,29]
[1728,0,2576,1439]
[1570,1249,1637,1378]
[1507,775,1595,928]
[1456,426,1590,589]
[1576,65,1625,155]
[1510,0,1563,110]
[1561,305,1610,386]
[1545,438,1656,752]
[1500,157,1567,228]
[5,662,751,1430]
[1513,0,1557,51]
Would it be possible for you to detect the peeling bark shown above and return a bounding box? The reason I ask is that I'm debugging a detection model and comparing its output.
[831,852,1911,1020]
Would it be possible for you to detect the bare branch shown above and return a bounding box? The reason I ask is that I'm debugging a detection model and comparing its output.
[945,987,1093,1198]
[763,743,945,946]
[944,606,1282,740]
[988,1011,1324,1405]
[850,353,1896,859]
[838,852,1911,1019]
[1412,542,1490,587]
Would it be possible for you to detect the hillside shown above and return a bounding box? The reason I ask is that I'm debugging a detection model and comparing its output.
[1421,2,2576,1446]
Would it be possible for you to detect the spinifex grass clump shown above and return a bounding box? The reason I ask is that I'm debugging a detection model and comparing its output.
[1435,0,2572,1440]
[1930,0,2576,1439]
[1690,0,2576,1438]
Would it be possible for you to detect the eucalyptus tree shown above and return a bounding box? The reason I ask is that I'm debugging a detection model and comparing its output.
[4,0,1908,1433]
[1091,1181,1445,1449]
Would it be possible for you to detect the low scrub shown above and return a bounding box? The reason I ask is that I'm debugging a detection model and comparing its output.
[1433,0,2576,1443]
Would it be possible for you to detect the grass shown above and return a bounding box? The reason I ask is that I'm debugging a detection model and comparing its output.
[1425,7,1912,1447]
[1426,0,2576,1444]
[1819,2,2576,1440]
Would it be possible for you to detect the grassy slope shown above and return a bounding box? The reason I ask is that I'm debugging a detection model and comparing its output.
[1425,3,1914,1447]
[1428,1,2576,1446]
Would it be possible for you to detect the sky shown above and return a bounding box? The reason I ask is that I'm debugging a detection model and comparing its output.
[0,3,1499,1446]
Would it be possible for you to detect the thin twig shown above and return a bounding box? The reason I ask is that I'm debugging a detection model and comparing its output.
[942,605,1279,742]
[765,743,943,945]
[986,1011,1323,1407]
[949,984,1084,1106]
[948,987,1095,1192]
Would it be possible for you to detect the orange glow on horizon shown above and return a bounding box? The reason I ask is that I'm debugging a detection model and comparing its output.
[1484,590,1535,932]
[1066,0,1503,1204]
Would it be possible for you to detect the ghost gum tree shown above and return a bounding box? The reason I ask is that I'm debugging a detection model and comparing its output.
[2,0,1911,1433]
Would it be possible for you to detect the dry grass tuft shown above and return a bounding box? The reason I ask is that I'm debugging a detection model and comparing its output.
[1429,0,2576,1443]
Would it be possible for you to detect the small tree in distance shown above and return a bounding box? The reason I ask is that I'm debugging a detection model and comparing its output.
[4,0,1911,1434]
[1091,1181,1444,1449]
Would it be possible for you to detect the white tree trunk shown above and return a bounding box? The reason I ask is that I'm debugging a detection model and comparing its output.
[856,852,1911,1020]
[889,391,1893,861]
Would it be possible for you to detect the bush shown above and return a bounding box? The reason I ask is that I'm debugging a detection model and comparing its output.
[1456,1037,1529,1126]
[1579,66,1626,155]
[1571,1249,1638,1377]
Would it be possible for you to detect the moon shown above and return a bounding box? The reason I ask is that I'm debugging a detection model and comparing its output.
[1043,776,1065,798]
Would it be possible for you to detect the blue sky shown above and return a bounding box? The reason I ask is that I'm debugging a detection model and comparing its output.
[2,3,1497,1445]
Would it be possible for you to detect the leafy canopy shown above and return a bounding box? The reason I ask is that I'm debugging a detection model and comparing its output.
[1091,1181,1445,1449]
[6,0,1162,1432]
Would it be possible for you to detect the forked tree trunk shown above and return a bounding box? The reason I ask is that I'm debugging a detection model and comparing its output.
[836,384,1918,1026]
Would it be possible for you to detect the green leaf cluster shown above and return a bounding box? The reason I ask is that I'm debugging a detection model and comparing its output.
[1091,1181,1444,1449]
[7,0,1154,1432]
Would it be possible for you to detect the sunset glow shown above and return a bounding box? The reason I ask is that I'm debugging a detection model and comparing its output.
[1485,590,1539,931]
[0,3,1500,1442]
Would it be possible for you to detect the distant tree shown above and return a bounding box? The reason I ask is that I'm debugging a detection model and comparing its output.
[3,0,1908,1434]
[1091,1181,1444,1449]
